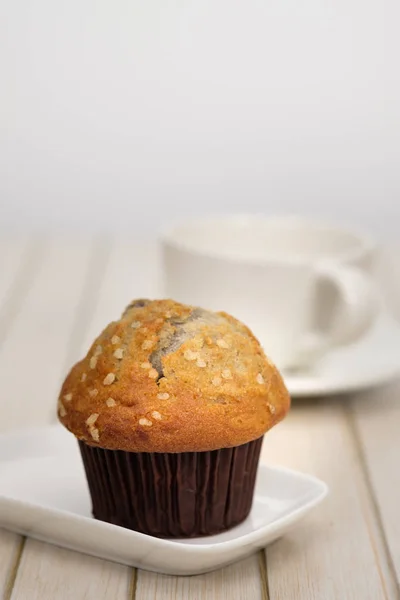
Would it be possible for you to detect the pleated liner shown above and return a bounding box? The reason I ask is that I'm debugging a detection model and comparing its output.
[79,436,263,538]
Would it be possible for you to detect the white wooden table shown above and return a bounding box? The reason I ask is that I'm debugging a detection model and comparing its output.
[0,235,399,600]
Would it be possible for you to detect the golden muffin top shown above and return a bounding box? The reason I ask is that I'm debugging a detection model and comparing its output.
[58,299,290,452]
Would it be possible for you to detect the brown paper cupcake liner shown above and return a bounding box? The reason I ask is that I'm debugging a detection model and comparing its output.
[79,436,263,538]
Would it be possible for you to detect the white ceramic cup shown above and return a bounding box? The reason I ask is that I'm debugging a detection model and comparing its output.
[161,215,380,370]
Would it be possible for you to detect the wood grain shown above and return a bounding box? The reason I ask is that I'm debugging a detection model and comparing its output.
[263,400,397,600]
[350,384,400,592]
[11,541,132,600]
[135,555,266,600]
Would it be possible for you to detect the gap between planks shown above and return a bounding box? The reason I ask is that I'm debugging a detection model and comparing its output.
[129,568,138,600]
[258,550,270,600]
[3,539,25,600]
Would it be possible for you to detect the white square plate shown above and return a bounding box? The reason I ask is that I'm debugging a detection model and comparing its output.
[0,426,328,576]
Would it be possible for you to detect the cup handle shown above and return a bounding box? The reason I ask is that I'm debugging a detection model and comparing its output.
[290,264,380,370]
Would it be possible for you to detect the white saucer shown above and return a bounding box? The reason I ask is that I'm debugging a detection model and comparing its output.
[279,314,400,398]
[0,426,327,576]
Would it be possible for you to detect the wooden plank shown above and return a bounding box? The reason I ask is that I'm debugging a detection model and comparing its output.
[11,541,132,600]
[135,554,265,600]
[263,400,397,600]
[0,236,32,309]
[350,383,400,590]
[0,237,95,432]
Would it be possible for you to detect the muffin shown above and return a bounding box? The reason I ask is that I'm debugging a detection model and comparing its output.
[58,299,290,538]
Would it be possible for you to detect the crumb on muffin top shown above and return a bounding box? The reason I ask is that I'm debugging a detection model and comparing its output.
[58,299,290,452]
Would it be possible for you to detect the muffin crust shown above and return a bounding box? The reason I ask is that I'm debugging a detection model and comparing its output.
[58,299,290,452]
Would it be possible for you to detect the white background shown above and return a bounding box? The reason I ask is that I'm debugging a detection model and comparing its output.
[0,0,396,237]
